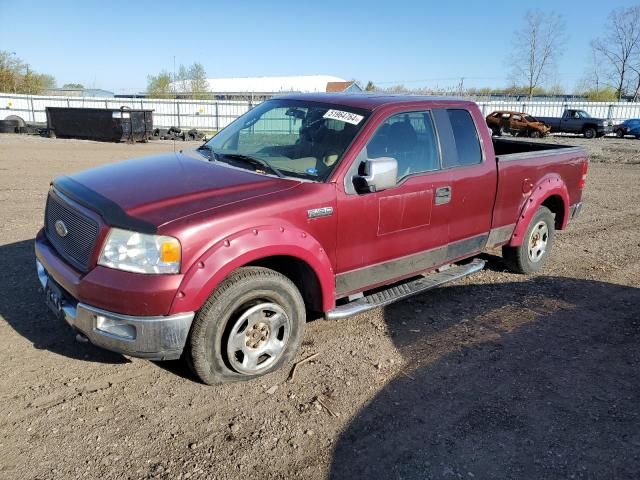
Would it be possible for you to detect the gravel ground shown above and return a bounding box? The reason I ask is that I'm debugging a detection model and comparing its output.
[0,133,639,480]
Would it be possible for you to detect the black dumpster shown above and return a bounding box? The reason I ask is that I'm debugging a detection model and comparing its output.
[46,107,154,142]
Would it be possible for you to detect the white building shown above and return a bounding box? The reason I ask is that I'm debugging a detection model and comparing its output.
[171,75,361,100]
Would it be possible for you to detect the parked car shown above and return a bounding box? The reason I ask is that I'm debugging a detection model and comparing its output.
[537,109,613,138]
[35,94,588,385]
[613,119,640,139]
[486,110,551,138]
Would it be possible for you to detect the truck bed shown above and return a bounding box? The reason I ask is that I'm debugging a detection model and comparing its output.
[493,138,584,161]
[491,138,587,232]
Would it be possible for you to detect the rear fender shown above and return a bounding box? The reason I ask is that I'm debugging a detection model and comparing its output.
[508,174,569,247]
[169,225,336,314]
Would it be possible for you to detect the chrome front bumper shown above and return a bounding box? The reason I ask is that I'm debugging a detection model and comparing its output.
[36,260,194,360]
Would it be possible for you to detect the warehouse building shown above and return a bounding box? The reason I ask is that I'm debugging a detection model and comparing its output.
[170,75,361,100]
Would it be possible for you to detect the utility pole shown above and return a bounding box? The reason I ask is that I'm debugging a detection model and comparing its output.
[458,77,465,97]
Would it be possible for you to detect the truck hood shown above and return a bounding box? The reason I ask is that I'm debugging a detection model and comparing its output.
[57,151,300,229]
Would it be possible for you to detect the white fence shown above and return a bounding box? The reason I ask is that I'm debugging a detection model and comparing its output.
[2,93,640,130]
[474,101,640,123]
[0,93,254,130]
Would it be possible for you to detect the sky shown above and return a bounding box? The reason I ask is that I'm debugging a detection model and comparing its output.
[0,0,634,93]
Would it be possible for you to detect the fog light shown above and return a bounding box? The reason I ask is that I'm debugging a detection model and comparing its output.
[95,315,136,340]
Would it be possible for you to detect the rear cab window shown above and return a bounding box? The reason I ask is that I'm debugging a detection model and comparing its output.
[445,109,483,168]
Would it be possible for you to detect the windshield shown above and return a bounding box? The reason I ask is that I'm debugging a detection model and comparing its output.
[203,99,370,181]
[578,110,591,119]
[524,115,537,122]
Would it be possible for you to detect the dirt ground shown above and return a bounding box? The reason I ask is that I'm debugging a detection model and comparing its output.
[0,134,639,480]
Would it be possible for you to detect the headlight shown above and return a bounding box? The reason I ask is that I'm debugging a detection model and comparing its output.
[98,228,181,274]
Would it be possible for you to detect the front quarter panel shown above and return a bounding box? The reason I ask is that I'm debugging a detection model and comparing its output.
[169,225,336,315]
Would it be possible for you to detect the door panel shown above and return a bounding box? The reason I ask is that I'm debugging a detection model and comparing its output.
[377,187,433,235]
[335,109,451,295]
[335,170,451,295]
[437,108,496,248]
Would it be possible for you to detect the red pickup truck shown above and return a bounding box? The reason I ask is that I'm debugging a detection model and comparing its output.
[35,94,588,384]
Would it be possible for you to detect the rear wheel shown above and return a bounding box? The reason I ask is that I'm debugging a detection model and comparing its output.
[188,267,305,385]
[616,129,625,138]
[583,127,596,139]
[502,206,555,274]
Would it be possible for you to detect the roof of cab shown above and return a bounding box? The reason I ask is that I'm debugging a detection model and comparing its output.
[273,92,475,111]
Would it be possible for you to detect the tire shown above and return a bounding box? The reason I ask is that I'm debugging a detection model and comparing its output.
[4,115,25,127]
[502,206,555,274]
[616,129,624,138]
[499,126,508,136]
[529,130,541,138]
[583,127,596,139]
[491,127,501,137]
[0,119,19,133]
[188,266,306,385]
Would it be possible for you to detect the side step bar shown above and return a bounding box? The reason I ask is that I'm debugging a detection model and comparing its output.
[325,259,485,320]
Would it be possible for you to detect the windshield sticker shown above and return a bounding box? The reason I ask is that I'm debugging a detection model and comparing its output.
[323,109,364,125]
[306,167,319,176]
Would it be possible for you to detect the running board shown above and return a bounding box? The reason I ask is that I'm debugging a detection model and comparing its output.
[325,259,485,320]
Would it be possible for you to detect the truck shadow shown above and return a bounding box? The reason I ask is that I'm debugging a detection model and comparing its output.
[330,272,640,479]
[0,239,128,364]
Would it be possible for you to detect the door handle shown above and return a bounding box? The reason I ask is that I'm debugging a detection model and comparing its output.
[435,186,452,205]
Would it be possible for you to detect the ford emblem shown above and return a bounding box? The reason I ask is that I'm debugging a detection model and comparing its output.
[55,220,69,237]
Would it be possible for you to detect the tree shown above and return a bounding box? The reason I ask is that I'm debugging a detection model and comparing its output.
[0,50,56,94]
[591,6,640,100]
[147,70,172,98]
[189,62,208,99]
[509,10,567,100]
[63,83,84,89]
[176,64,190,93]
[364,81,376,91]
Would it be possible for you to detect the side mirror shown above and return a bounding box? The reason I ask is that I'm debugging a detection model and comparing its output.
[354,157,398,193]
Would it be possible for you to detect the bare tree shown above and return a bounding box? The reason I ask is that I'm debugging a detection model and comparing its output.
[591,6,640,100]
[509,10,567,100]
[630,40,640,101]
[583,46,607,95]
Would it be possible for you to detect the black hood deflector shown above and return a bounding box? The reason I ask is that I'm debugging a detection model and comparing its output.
[52,176,158,234]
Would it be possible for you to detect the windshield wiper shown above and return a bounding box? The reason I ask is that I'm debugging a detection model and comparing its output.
[196,144,219,162]
[219,153,285,178]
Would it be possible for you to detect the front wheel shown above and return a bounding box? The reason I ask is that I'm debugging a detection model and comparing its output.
[502,206,555,274]
[529,130,541,138]
[188,267,306,385]
[616,129,625,138]
[583,127,597,139]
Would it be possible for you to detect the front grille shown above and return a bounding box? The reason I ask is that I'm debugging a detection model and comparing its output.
[45,191,99,272]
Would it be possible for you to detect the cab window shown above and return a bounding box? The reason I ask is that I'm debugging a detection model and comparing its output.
[365,111,440,181]
[446,109,482,167]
